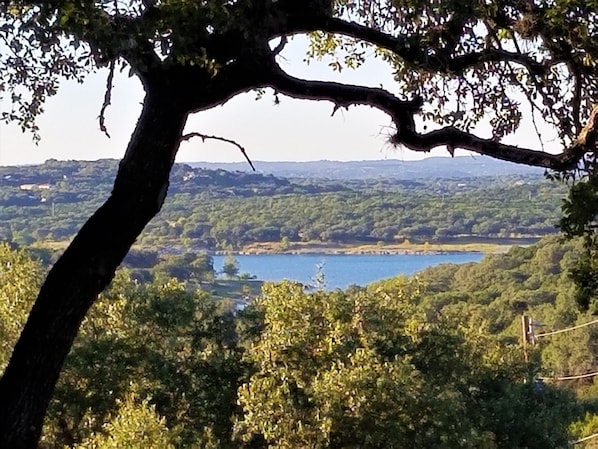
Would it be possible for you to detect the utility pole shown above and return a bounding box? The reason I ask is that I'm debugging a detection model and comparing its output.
[521,315,535,363]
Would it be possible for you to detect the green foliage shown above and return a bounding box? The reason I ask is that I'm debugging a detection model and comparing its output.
[153,252,215,283]
[0,243,44,370]
[569,251,598,312]
[236,279,578,448]
[222,255,240,279]
[0,161,565,252]
[75,391,177,449]
[416,236,598,386]
[6,0,598,445]
[570,413,598,447]
[42,274,245,448]
[0,3,88,138]
[560,172,598,310]
[1,237,596,447]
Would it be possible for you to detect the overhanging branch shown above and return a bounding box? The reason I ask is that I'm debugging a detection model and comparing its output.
[263,59,591,171]
[322,18,549,74]
[274,16,549,75]
[392,126,586,170]
[263,60,421,133]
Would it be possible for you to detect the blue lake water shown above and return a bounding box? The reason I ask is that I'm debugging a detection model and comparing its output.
[213,253,484,290]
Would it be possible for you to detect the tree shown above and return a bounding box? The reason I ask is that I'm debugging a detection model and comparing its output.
[3,0,598,446]
[0,244,44,372]
[222,255,240,279]
[153,252,215,283]
[74,391,177,449]
[42,275,245,447]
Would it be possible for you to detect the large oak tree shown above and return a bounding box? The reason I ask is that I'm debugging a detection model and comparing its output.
[2,0,598,446]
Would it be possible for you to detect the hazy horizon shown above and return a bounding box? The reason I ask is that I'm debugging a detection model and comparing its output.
[0,154,527,168]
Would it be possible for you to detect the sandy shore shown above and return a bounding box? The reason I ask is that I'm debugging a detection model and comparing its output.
[230,241,518,256]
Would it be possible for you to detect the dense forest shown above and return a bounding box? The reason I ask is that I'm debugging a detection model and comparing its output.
[0,160,566,250]
[2,236,598,447]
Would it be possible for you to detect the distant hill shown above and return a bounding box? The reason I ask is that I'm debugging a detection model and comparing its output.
[188,156,545,180]
[0,158,563,250]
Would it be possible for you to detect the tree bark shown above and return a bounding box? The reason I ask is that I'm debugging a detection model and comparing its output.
[0,85,189,448]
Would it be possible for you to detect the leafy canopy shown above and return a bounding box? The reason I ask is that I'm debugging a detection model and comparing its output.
[236,279,579,448]
[1,0,598,161]
[0,243,591,447]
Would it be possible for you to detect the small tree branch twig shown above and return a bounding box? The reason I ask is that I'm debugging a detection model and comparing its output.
[98,60,115,138]
[180,132,256,171]
[271,36,288,56]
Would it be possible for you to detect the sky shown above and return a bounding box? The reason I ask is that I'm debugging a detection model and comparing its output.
[0,37,553,167]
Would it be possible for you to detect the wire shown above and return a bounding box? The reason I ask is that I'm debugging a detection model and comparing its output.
[571,432,598,445]
[535,318,598,338]
[526,318,598,445]
[540,371,598,381]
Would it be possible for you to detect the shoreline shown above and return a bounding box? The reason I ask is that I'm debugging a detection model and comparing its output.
[224,241,525,256]
[34,238,538,256]
[218,249,472,256]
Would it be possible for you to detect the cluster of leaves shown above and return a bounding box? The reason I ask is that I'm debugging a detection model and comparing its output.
[0,242,43,371]
[415,236,598,380]
[559,158,598,310]
[313,0,598,150]
[151,252,216,284]
[41,274,246,448]
[0,3,90,139]
[75,391,177,449]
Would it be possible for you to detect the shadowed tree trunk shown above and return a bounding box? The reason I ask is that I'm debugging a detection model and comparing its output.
[0,83,189,448]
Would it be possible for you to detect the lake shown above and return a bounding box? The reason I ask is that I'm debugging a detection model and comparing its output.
[213,253,484,290]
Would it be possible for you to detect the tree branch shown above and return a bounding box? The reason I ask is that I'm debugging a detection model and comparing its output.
[271,35,288,56]
[263,60,421,130]
[263,60,591,171]
[98,60,115,138]
[274,17,549,75]
[180,132,256,171]
[392,125,585,170]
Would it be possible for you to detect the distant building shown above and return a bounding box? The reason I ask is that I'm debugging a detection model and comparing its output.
[19,183,51,191]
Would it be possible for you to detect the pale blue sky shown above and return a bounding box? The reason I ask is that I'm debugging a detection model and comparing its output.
[0,37,553,166]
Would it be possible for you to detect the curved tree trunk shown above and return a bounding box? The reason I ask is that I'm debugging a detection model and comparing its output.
[0,86,189,448]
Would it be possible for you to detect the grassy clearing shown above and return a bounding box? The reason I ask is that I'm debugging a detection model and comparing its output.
[207,279,264,301]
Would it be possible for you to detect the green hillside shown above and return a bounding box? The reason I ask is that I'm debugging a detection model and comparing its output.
[0,160,567,251]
